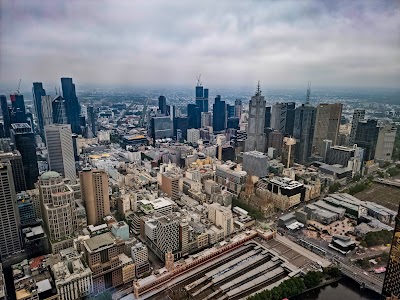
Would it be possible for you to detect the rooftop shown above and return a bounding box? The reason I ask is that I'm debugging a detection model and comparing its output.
[84,233,114,252]
[40,171,61,180]
[268,177,303,189]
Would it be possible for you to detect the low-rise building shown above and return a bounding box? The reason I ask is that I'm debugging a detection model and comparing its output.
[131,242,150,277]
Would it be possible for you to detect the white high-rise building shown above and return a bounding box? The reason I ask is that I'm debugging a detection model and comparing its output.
[201,112,212,127]
[187,128,200,144]
[45,124,76,182]
[375,123,397,162]
[208,203,234,238]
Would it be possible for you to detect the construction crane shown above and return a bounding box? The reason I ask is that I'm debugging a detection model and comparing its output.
[16,79,21,94]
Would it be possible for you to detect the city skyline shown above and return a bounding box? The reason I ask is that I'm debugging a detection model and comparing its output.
[1,0,399,89]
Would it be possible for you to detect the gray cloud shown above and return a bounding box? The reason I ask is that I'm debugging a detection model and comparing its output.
[0,0,399,90]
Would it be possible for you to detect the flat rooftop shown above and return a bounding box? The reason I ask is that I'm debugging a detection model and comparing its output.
[268,177,303,190]
[139,198,173,210]
[84,233,114,252]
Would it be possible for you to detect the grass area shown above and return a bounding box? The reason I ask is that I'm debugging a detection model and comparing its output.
[232,197,264,220]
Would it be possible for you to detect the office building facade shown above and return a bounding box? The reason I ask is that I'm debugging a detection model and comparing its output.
[0,163,23,260]
[0,95,11,137]
[32,82,46,134]
[10,123,39,189]
[45,124,76,182]
[195,85,209,113]
[312,103,342,156]
[187,104,201,129]
[80,168,110,226]
[158,95,167,115]
[354,119,379,162]
[349,109,365,145]
[293,104,317,164]
[0,151,26,193]
[245,84,266,152]
[53,95,68,124]
[270,102,295,136]
[382,204,400,298]
[61,77,81,134]
[213,95,226,132]
[375,123,397,162]
[41,95,54,127]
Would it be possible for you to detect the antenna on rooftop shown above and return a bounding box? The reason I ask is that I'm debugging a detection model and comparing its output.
[306,81,311,105]
[196,74,202,86]
[256,80,261,96]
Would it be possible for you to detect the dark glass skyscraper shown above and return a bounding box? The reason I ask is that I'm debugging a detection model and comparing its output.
[354,119,379,161]
[173,116,188,141]
[195,85,209,113]
[32,82,46,134]
[52,95,68,124]
[0,95,11,137]
[10,93,27,123]
[293,104,316,164]
[158,96,167,115]
[187,104,201,129]
[10,123,39,189]
[382,203,400,298]
[61,77,81,134]
[88,106,97,137]
[265,106,271,129]
[213,95,226,132]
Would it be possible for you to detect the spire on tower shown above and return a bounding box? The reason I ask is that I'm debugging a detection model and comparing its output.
[306,81,311,104]
[256,81,261,96]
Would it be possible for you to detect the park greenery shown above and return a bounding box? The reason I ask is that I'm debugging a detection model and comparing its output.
[362,230,394,247]
[387,165,400,177]
[232,197,264,220]
[248,269,340,300]
[328,182,341,193]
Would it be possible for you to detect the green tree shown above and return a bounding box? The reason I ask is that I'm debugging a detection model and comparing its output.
[303,271,323,289]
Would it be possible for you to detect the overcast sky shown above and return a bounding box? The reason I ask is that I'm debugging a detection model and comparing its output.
[1,0,399,89]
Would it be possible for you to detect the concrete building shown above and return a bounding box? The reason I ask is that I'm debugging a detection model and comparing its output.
[312,103,342,155]
[45,124,76,182]
[111,221,130,241]
[160,171,181,201]
[131,242,150,277]
[150,116,173,141]
[245,84,266,152]
[80,168,110,226]
[38,171,78,254]
[349,109,365,145]
[0,263,5,300]
[0,151,26,193]
[139,197,174,215]
[268,130,283,156]
[375,123,397,162]
[257,176,305,211]
[50,248,93,300]
[208,203,234,238]
[0,163,23,260]
[326,145,356,166]
[82,233,133,294]
[242,151,269,178]
[187,128,200,144]
[201,112,212,127]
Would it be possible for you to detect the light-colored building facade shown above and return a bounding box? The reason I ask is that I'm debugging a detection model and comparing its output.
[41,95,53,127]
[38,171,78,254]
[245,85,266,152]
[45,124,76,182]
[187,128,200,144]
[80,168,110,226]
[375,123,397,162]
[208,203,234,238]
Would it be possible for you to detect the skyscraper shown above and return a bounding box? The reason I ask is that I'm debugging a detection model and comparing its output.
[195,83,209,113]
[10,93,27,123]
[0,151,26,193]
[349,109,365,145]
[270,102,296,135]
[80,168,110,226]
[201,112,212,127]
[213,95,226,132]
[52,95,68,124]
[38,171,78,253]
[265,106,271,129]
[10,123,39,189]
[354,119,379,161]
[45,124,76,182]
[187,104,201,129]
[32,82,46,134]
[0,95,11,137]
[150,116,173,141]
[244,83,266,152]
[173,116,188,141]
[0,162,23,260]
[61,77,81,134]
[158,96,167,115]
[293,104,317,164]
[312,103,342,156]
[382,203,400,298]
[41,95,54,127]
[234,99,242,119]
[87,106,97,137]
